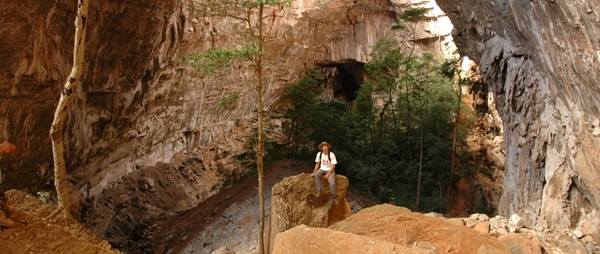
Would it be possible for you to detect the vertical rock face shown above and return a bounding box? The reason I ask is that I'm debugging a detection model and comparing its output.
[0,0,181,193]
[1,0,456,243]
[0,0,451,209]
[435,0,600,234]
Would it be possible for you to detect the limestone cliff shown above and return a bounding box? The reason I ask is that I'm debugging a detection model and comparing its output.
[435,0,600,236]
[3,0,598,248]
[0,0,454,243]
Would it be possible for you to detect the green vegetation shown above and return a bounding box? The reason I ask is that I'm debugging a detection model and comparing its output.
[37,191,52,203]
[276,36,477,212]
[183,1,292,252]
[208,90,241,115]
[181,46,257,75]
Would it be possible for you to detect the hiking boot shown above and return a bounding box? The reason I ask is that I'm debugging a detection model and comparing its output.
[315,190,321,198]
[332,197,338,205]
[0,213,16,228]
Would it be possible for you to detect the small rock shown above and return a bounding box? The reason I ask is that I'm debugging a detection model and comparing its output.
[508,214,523,232]
[463,218,478,228]
[425,212,444,218]
[470,213,489,221]
[581,235,594,243]
[572,229,584,238]
[147,177,155,188]
[211,246,235,254]
[473,221,490,235]
[497,227,508,235]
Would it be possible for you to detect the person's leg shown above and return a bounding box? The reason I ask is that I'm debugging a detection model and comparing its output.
[0,195,15,228]
[314,169,326,194]
[327,171,337,198]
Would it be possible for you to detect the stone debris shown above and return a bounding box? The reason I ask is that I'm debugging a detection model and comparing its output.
[179,172,599,254]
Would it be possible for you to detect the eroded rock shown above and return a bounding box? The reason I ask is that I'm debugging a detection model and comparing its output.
[269,173,352,231]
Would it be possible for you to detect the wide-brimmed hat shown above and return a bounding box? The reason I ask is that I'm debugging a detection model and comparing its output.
[318,142,331,150]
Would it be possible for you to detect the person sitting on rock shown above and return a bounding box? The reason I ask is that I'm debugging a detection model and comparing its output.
[311,142,338,205]
[0,141,17,228]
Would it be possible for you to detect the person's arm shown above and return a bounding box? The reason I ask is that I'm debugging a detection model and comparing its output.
[0,142,16,154]
[324,164,336,179]
[324,152,337,179]
[312,152,321,175]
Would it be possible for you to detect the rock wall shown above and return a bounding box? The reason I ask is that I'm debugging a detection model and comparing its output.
[435,0,600,236]
[0,0,454,234]
[6,0,600,248]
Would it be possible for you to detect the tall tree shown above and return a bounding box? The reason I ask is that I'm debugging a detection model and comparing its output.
[185,1,290,252]
[393,7,432,160]
[415,53,435,208]
[50,0,89,216]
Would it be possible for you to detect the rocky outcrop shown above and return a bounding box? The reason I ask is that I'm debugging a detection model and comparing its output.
[273,224,431,254]
[435,0,600,236]
[273,204,511,254]
[268,173,352,252]
[270,173,352,229]
[273,204,598,253]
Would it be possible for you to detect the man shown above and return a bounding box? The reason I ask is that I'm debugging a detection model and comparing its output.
[311,141,338,205]
[0,141,17,228]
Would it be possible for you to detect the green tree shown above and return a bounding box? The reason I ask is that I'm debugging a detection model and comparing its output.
[394,7,432,161]
[184,0,291,252]
[364,38,404,143]
[281,69,323,156]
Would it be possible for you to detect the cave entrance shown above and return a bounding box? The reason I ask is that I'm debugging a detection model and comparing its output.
[315,59,365,102]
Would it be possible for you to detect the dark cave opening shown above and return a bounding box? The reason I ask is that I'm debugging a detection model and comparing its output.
[315,59,365,102]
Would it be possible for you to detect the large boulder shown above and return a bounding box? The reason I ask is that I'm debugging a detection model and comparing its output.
[271,173,352,229]
[267,173,352,252]
[328,204,511,254]
[272,224,432,254]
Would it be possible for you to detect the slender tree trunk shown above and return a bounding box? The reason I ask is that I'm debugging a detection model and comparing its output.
[417,123,423,208]
[257,5,266,254]
[450,72,462,193]
[50,0,89,216]
[416,64,430,209]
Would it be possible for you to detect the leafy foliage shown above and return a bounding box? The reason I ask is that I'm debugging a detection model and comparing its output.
[208,90,242,115]
[181,46,257,75]
[279,37,477,212]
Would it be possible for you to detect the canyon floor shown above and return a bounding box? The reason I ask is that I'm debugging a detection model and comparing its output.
[1,159,596,253]
[0,160,378,254]
[149,159,378,254]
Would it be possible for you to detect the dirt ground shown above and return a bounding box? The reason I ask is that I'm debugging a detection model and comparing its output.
[0,190,120,254]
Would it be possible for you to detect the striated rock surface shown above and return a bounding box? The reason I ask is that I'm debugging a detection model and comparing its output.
[0,0,454,246]
[4,0,600,250]
[435,0,600,236]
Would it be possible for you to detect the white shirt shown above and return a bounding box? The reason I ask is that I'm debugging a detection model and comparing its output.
[315,152,337,171]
